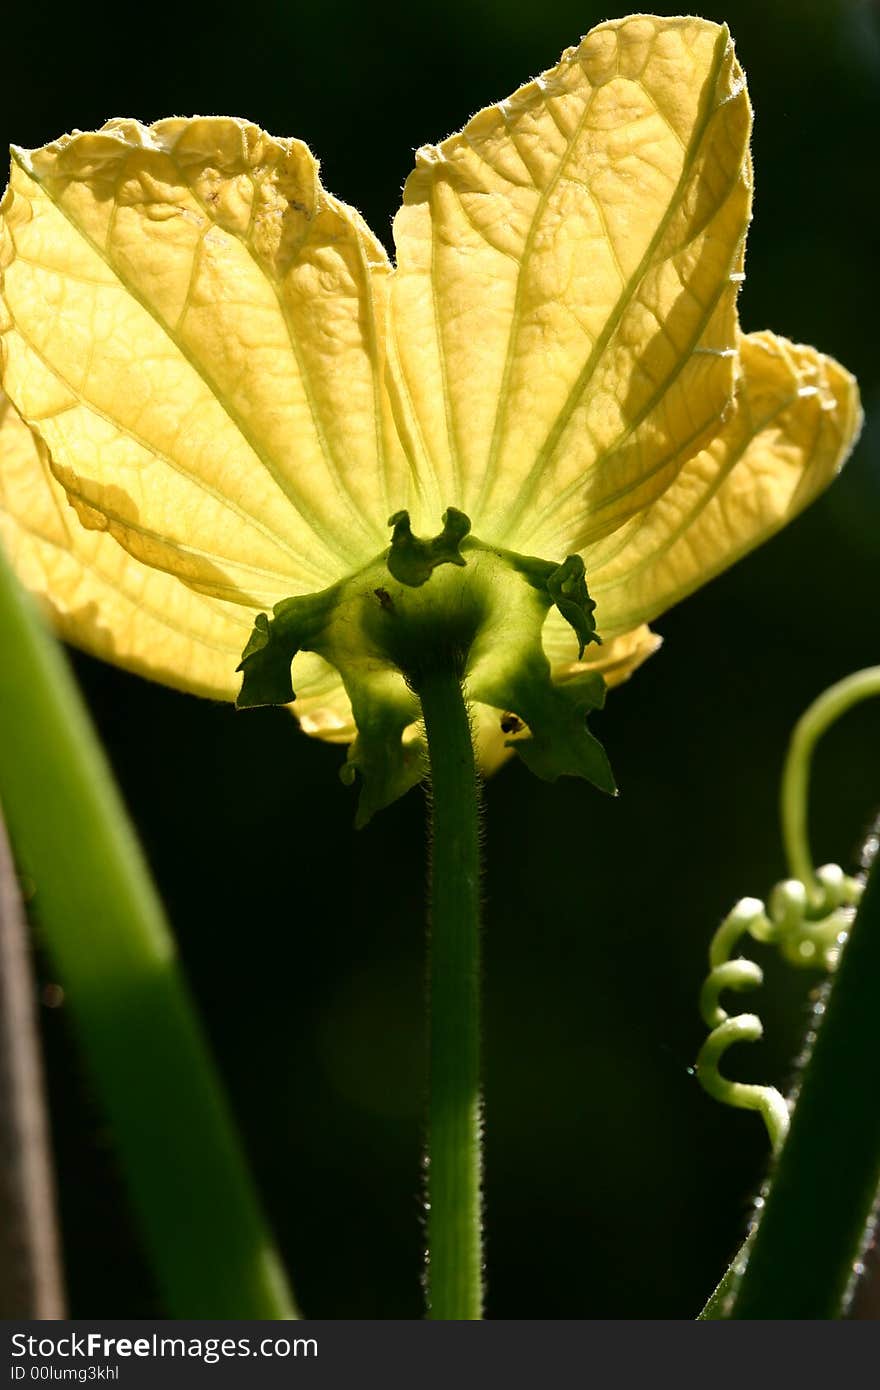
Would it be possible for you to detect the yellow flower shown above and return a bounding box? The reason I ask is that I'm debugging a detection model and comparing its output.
[0,15,861,804]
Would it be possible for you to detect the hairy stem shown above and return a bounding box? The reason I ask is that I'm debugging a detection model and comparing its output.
[416,664,484,1320]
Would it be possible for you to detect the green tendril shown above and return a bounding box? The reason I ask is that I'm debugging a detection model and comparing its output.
[696,667,880,1150]
[696,870,862,1151]
[781,666,880,898]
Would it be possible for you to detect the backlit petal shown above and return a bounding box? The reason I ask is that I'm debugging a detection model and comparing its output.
[582,331,862,636]
[0,390,250,697]
[0,390,350,712]
[0,19,862,784]
[0,118,405,609]
[390,15,751,548]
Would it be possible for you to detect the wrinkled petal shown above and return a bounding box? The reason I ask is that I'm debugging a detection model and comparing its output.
[389,15,751,549]
[0,17,863,788]
[293,655,358,744]
[541,619,662,685]
[580,331,862,635]
[0,118,406,607]
[0,390,348,711]
[0,390,250,696]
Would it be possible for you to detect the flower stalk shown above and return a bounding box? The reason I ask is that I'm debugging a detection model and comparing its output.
[417,663,484,1320]
[235,508,613,1319]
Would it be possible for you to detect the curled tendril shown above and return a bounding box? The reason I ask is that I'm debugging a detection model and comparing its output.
[696,868,862,1151]
[696,666,880,1152]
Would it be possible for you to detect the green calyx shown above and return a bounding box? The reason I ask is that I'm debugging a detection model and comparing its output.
[237,511,613,823]
[386,507,471,586]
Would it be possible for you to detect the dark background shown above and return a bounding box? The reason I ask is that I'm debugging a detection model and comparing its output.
[2,0,878,1317]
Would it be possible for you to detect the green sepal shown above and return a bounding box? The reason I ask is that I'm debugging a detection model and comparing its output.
[546,555,601,660]
[386,508,471,587]
[339,674,423,828]
[506,550,601,660]
[236,590,338,709]
[475,628,614,794]
[236,514,616,819]
[236,579,425,824]
[505,669,615,793]
[236,611,295,708]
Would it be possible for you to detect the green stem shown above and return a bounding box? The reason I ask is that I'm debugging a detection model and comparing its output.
[0,546,297,1318]
[728,844,880,1317]
[700,669,880,1319]
[416,664,484,1320]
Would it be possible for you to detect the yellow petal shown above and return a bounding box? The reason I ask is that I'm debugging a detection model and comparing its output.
[0,21,861,789]
[0,118,405,608]
[294,659,357,744]
[0,389,350,712]
[0,389,251,697]
[389,15,751,549]
[580,331,862,636]
[543,621,662,687]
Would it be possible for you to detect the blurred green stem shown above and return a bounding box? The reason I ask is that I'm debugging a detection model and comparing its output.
[0,546,297,1318]
[701,669,880,1318]
[415,665,484,1320]
[0,800,66,1317]
[728,843,880,1317]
